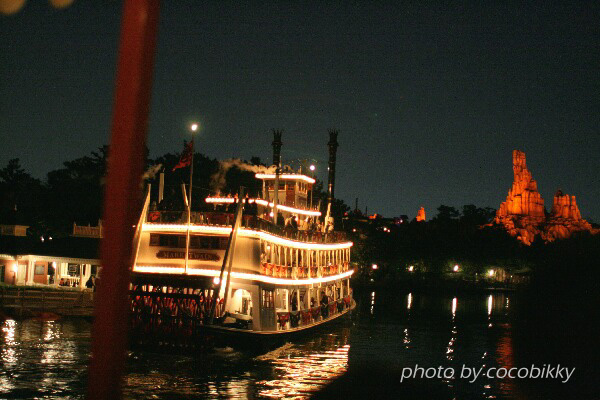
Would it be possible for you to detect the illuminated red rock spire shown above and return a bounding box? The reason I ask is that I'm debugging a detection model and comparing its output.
[493,150,598,245]
[496,150,545,219]
[416,207,426,222]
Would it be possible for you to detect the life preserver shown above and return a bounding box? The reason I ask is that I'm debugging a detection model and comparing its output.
[148,211,160,222]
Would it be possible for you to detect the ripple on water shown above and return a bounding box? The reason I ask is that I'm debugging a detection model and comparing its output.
[1,292,531,399]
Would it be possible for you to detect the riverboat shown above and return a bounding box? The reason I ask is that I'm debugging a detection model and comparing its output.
[129,131,354,335]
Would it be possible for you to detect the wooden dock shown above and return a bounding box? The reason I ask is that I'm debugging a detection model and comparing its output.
[0,286,95,318]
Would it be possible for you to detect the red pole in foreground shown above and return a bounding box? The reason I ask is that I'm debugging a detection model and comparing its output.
[87,1,159,399]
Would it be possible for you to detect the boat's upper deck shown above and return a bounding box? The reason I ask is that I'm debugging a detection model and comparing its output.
[145,210,348,245]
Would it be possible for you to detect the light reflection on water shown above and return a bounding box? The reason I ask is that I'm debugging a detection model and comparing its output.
[258,343,350,398]
[2,319,17,364]
[0,317,89,398]
[0,291,525,399]
[346,290,518,400]
[452,296,458,317]
[1,319,17,393]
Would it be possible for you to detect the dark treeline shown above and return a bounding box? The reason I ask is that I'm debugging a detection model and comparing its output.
[2,144,597,288]
[350,205,521,278]
[0,144,349,237]
[0,147,108,238]
[348,203,600,287]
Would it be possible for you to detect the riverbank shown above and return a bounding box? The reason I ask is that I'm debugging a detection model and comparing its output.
[352,277,522,295]
[0,285,94,319]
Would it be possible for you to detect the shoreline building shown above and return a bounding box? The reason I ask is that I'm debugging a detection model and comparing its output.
[0,223,100,289]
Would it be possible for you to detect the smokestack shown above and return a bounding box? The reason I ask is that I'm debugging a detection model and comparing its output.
[324,129,339,231]
[272,130,283,168]
[271,130,283,224]
[327,129,339,206]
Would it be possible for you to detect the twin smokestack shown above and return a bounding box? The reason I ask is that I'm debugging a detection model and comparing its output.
[271,129,339,221]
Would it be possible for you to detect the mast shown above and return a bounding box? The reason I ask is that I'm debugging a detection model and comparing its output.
[183,140,194,275]
[209,187,245,324]
[271,130,283,225]
[220,188,245,315]
[324,129,338,233]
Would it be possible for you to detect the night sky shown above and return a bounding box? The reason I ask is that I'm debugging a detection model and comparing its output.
[1,2,598,221]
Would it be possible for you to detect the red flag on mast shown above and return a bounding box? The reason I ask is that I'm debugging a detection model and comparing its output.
[172,140,194,171]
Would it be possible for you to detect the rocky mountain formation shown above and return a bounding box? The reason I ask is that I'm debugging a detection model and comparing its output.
[494,150,597,245]
[416,207,426,222]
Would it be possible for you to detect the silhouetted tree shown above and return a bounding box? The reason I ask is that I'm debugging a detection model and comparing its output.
[460,204,496,225]
[433,205,460,222]
[45,146,108,231]
[0,158,46,226]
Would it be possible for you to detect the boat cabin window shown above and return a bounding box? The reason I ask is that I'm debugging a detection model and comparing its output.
[299,289,308,309]
[261,289,274,309]
[231,289,253,316]
[149,234,227,250]
[275,288,288,311]
[67,264,80,277]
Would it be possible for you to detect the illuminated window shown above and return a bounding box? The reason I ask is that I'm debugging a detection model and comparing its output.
[68,264,80,276]
[275,288,288,310]
[261,289,274,308]
[150,234,227,250]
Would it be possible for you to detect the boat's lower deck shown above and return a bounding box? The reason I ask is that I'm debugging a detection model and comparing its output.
[201,299,355,336]
[129,271,354,335]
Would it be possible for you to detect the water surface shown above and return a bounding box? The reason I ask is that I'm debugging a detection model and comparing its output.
[0,290,581,399]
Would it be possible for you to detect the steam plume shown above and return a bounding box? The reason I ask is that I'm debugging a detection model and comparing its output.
[211,159,275,194]
[143,164,162,181]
